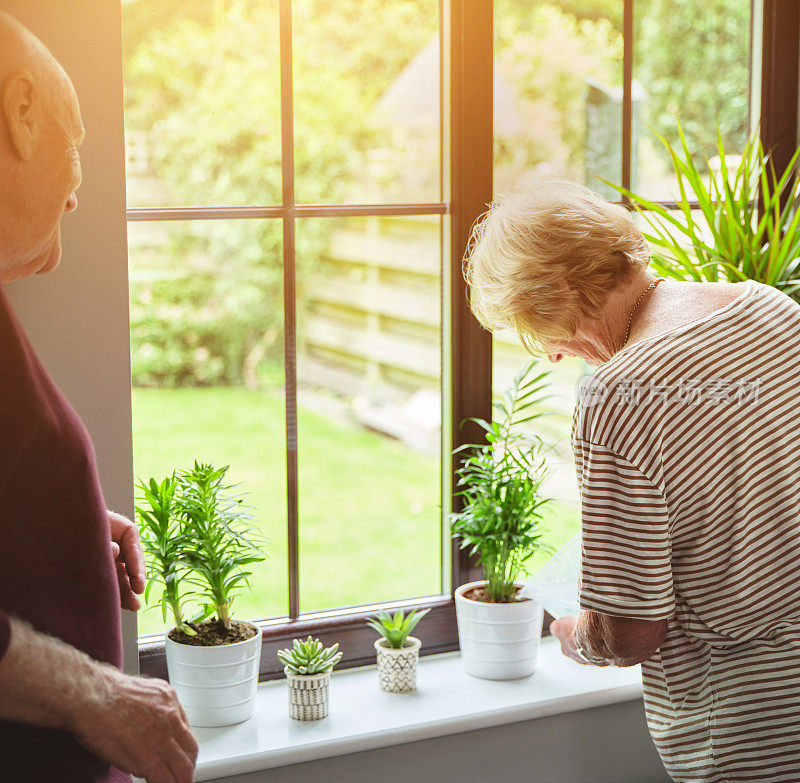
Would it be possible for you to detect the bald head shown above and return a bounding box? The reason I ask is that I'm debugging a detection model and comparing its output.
[0,12,73,113]
[0,13,84,283]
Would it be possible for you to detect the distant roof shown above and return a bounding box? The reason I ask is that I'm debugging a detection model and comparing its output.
[375,36,522,136]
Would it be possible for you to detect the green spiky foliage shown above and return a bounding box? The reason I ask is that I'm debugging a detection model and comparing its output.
[135,461,267,634]
[366,608,430,649]
[135,476,196,635]
[604,124,800,301]
[450,360,553,603]
[175,462,267,630]
[277,636,343,675]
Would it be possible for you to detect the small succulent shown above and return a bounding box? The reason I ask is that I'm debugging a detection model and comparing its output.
[277,636,343,675]
[367,608,430,649]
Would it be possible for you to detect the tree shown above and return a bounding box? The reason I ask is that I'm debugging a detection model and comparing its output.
[634,0,750,163]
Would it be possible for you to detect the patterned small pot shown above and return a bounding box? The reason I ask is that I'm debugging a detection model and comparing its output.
[284,667,331,720]
[374,636,421,693]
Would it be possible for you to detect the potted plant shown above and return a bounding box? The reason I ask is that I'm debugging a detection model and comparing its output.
[136,461,268,727]
[605,124,800,301]
[367,608,430,693]
[450,360,552,680]
[277,636,343,720]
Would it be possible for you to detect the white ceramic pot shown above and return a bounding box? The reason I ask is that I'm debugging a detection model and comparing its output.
[285,667,331,720]
[454,580,543,680]
[374,636,420,693]
[165,624,262,727]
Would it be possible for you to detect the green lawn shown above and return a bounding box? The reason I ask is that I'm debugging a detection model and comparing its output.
[132,388,580,635]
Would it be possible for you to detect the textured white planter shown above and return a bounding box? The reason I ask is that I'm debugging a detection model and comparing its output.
[165,624,261,727]
[455,580,543,680]
[374,636,420,693]
[285,667,331,720]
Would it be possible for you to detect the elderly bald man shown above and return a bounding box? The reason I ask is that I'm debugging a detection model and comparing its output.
[0,14,197,783]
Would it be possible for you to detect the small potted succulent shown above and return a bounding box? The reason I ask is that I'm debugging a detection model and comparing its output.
[277,636,343,720]
[136,461,267,727]
[450,360,553,680]
[367,608,430,693]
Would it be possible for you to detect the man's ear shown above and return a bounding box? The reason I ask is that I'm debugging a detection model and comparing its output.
[2,70,40,161]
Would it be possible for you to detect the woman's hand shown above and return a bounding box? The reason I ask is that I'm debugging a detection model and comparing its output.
[108,511,145,612]
[549,615,608,666]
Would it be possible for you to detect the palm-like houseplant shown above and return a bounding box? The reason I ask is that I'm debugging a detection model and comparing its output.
[450,360,553,680]
[604,124,800,300]
[451,360,552,602]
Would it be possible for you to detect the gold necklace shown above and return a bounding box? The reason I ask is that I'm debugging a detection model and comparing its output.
[621,277,664,348]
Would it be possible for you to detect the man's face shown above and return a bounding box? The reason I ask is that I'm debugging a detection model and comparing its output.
[3,77,85,283]
[30,80,84,276]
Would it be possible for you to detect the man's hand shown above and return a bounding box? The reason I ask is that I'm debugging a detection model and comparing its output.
[0,617,198,783]
[108,511,145,612]
[549,615,608,666]
[69,665,198,783]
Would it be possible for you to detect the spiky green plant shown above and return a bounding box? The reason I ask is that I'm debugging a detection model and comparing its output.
[175,462,267,630]
[277,636,343,675]
[135,476,196,636]
[604,124,800,301]
[450,360,553,603]
[135,461,267,635]
[367,608,430,649]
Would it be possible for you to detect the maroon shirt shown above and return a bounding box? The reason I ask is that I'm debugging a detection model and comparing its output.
[0,288,131,782]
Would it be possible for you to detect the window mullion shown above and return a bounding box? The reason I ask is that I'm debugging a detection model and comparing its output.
[279,0,300,621]
[446,0,493,594]
[622,0,634,199]
[759,0,799,214]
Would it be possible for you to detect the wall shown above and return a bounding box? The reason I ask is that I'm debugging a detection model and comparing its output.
[1,0,137,673]
[206,700,671,783]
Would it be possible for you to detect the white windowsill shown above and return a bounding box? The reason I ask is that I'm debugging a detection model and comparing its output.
[174,637,642,782]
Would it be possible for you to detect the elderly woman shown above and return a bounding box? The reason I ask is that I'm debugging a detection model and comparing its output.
[466,179,800,783]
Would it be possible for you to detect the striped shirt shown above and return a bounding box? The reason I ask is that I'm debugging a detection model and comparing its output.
[573,279,800,783]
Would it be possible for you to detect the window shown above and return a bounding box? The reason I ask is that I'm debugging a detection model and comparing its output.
[122,0,776,680]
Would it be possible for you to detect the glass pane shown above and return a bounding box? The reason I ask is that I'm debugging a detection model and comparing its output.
[494,1,624,199]
[493,335,585,574]
[295,216,442,613]
[632,0,752,201]
[292,0,441,204]
[122,1,282,208]
[128,219,287,636]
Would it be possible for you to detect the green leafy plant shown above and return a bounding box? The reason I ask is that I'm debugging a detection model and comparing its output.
[175,462,267,630]
[604,123,800,301]
[450,360,553,603]
[277,636,343,675]
[367,608,430,649]
[135,475,196,635]
[135,461,267,634]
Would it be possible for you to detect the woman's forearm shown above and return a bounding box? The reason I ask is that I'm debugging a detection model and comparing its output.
[576,610,668,666]
[575,611,615,660]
